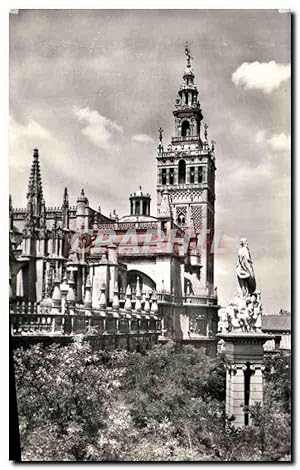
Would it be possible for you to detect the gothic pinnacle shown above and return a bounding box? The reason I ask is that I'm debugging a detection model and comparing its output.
[63,187,69,205]
[158,127,163,143]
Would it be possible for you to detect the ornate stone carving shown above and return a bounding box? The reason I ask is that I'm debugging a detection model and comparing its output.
[236,238,256,296]
[219,238,262,333]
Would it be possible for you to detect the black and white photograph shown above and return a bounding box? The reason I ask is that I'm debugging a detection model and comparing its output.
[8,8,291,462]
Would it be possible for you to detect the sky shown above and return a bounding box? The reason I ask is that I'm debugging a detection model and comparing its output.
[9,9,291,313]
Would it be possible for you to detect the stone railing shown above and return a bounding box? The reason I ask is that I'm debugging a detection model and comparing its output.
[184,294,218,306]
[171,136,201,143]
[119,290,218,307]
[10,301,161,339]
[157,291,218,306]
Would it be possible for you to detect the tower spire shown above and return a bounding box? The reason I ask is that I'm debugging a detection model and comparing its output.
[25,148,45,229]
[27,148,43,202]
[173,47,203,141]
[62,187,69,228]
[9,194,14,231]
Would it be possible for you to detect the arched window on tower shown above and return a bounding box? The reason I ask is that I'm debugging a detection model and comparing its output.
[178,160,186,184]
[181,120,190,137]
[177,212,186,226]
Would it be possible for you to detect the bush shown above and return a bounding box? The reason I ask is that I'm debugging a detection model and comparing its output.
[13,340,291,461]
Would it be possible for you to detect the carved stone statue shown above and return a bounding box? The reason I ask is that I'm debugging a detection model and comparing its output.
[236,238,256,296]
[218,237,262,334]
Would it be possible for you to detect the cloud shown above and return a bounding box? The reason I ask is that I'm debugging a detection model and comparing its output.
[132,134,154,144]
[255,130,267,144]
[10,115,52,143]
[267,133,291,152]
[255,130,290,152]
[72,106,123,150]
[232,61,290,94]
[9,115,53,171]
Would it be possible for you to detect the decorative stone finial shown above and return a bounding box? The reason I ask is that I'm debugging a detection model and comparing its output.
[66,271,76,304]
[204,123,208,141]
[144,291,151,312]
[124,284,132,311]
[84,274,92,307]
[151,290,158,314]
[99,281,107,310]
[158,127,163,143]
[52,271,62,305]
[63,187,69,206]
[112,282,120,311]
[135,277,142,312]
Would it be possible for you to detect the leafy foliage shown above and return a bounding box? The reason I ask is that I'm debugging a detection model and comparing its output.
[13,340,291,461]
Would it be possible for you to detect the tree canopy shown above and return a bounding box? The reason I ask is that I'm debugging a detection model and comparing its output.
[13,340,291,461]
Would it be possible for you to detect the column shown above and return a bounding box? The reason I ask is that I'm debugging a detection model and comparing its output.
[195,165,199,184]
[173,167,178,185]
[229,364,245,428]
[186,166,190,184]
[158,169,162,185]
[249,365,264,424]
[225,366,231,416]
[166,168,170,185]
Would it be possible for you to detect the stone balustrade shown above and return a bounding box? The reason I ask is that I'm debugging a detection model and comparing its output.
[10,300,161,339]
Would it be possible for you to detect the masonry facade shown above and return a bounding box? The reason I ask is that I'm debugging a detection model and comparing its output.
[9,49,219,355]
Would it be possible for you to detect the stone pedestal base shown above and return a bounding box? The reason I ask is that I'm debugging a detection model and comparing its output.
[218,332,274,428]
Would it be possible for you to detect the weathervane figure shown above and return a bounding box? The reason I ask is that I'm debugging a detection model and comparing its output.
[185,42,193,66]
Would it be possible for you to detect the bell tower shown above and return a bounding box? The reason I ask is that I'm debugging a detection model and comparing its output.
[156,46,216,295]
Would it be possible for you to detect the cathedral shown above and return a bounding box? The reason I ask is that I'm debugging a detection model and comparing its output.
[9,48,219,353]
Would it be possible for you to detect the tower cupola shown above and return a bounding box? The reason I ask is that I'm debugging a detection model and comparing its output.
[173,45,203,141]
[129,186,151,217]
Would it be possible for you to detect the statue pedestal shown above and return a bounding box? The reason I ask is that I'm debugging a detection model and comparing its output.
[218,332,274,428]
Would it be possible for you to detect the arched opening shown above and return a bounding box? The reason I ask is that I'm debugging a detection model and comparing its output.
[176,212,186,226]
[178,159,186,184]
[127,270,156,294]
[181,120,190,137]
